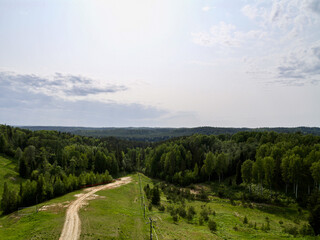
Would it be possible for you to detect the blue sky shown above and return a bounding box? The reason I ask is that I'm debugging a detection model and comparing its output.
[0,0,320,127]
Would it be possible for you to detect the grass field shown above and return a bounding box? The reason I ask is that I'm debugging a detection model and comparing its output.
[0,173,319,239]
[0,155,24,196]
[138,174,316,240]
[0,189,83,240]
[78,174,318,239]
[79,175,149,239]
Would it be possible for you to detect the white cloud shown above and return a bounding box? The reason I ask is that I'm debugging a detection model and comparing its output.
[241,5,259,20]
[202,6,210,12]
[192,21,267,48]
[238,0,320,86]
[0,72,127,101]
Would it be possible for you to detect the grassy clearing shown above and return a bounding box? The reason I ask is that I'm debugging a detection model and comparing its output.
[0,173,318,239]
[137,174,317,240]
[0,155,24,196]
[0,189,83,240]
[79,175,149,239]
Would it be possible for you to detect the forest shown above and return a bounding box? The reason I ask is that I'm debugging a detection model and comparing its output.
[1,124,320,235]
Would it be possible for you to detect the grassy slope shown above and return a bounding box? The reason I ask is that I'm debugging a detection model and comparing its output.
[0,173,318,239]
[80,174,317,240]
[0,189,83,240]
[0,155,24,196]
[79,175,149,239]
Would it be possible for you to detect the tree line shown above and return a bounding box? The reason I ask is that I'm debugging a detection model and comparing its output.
[0,125,145,214]
[1,124,320,234]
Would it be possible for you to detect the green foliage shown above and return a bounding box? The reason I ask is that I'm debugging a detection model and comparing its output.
[187,206,196,221]
[208,219,217,232]
[243,215,248,224]
[200,206,209,221]
[309,204,320,235]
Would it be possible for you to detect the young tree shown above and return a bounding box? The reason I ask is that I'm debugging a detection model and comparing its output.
[311,161,320,191]
[289,154,303,198]
[193,163,199,180]
[204,152,215,181]
[14,147,23,161]
[19,158,28,178]
[252,158,264,195]
[94,151,107,173]
[263,156,275,189]
[214,153,228,183]
[309,205,320,236]
[281,154,290,193]
[241,159,254,191]
[0,134,7,153]
[151,186,161,205]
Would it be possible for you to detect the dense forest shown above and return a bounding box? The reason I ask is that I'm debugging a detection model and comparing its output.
[1,124,320,235]
[0,124,147,214]
[22,126,320,142]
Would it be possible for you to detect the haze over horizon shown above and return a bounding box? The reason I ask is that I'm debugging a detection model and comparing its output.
[1,0,320,128]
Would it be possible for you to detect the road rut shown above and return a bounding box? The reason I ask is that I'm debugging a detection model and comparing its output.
[59,176,132,240]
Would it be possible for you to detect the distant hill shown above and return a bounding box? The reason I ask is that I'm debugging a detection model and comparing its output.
[20,126,320,142]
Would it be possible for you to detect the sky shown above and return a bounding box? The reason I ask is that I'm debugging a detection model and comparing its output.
[0,0,320,127]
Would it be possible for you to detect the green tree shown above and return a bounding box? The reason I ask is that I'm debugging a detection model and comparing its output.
[19,158,28,178]
[309,205,320,235]
[151,186,161,205]
[214,153,228,183]
[204,152,215,181]
[281,154,291,193]
[14,147,23,161]
[1,182,18,214]
[263,156,275,189]
[252,158,264,195]
[311,161,320,191]
[94,151,107,173]
[0,134,7,153]
[241,159,254,191]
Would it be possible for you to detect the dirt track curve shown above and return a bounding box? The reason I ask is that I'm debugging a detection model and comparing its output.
[59,176,132,240]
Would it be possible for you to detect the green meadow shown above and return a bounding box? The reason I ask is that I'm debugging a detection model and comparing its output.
[0,173,319,239]
[0,155,24,196]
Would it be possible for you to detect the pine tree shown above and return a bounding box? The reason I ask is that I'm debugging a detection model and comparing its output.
[1,182,9,212]
[236,161,243,185]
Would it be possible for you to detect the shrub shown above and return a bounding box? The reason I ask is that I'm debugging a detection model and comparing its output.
[200,207,210,221]
[177,205,187,218]
[158,205,165,212]
[243,216,248,224]
[187,206,196,221]
[283,225,298,237]
[172,213,178,223]
[208,219,217,232]
[199,216,204,225]
[299,223,314,236]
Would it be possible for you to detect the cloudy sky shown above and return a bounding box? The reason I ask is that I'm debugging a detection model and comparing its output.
[0,0,320,127]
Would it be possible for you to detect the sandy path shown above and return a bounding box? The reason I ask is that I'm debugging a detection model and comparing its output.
[59,176,132,240]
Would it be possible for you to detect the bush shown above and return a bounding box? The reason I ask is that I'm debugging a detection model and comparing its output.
[158,205,165,212]
[243,216,248,224]
[299,223,314,236]
[187,206,196,221]
[177,205,187,218]
[172,213,178,223]
[283,225,298,237]
[208,219,217,232]
[200,207,210,221]
[199,216,204,225]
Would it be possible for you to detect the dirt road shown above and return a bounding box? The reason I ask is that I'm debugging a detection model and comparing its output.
[59,176,132,240]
